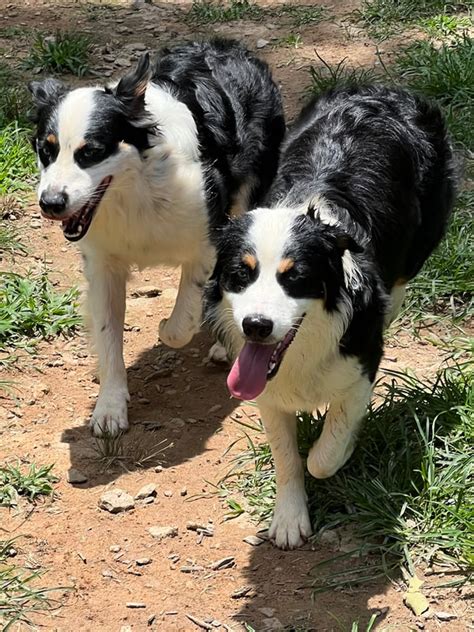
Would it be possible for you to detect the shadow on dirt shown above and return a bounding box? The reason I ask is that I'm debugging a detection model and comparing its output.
[61,330,237,487]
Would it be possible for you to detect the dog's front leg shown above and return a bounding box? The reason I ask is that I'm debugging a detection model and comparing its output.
[307,377,373,478]
[159,253,214,348]
[258,401,312,550]
[84,255,130,437]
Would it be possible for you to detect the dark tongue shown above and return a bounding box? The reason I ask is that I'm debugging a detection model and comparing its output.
[227,342,277,400]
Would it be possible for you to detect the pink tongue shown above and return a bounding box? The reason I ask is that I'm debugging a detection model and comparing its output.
[227,342,277,400]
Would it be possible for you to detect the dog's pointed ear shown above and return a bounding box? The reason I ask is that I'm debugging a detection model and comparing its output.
[113,53,151,119]
[335,232,364,254]
[28,78,67,118]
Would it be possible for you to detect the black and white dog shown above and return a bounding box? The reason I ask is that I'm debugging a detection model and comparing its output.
[29,39,285,436]
[206,86,456,549]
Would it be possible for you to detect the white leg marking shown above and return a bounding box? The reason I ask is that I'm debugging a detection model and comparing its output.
[85,256,130,437]
[207,341,229,364]
[307,379,372,479]
[259,402,312,550]
[159,255,214,348]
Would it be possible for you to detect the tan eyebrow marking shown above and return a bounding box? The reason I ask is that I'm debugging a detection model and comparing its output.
[46,133,57,145]
[242,253,257,270]
[278,258,295,274]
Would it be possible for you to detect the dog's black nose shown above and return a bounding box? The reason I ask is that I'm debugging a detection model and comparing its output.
[242,314,273,341]
[39,190,68,216]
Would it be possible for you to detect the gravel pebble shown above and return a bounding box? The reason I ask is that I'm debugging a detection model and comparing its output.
[67,468,88,484]
[148,525,178,540]
[126,602,146,608]
[98,489,135,514]
[135,483,157,500]
[136,557,152,566]
[243,535,265,546]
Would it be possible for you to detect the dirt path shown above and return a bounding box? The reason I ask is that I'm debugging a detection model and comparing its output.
[0,1,470,630]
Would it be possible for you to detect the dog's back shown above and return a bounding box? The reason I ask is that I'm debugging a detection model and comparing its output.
[152,39,286,225]
[268,85,457,290]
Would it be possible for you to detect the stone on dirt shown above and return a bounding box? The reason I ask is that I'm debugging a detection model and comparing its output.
[148,525,178,540]
[67,468,88,484]
[243,535,265,546]
[136,557,152,566]
[135,483,157,500]
[126,602,146,608]
[98,489,135,513]
[256,38,269,48]
[131,285,161,298]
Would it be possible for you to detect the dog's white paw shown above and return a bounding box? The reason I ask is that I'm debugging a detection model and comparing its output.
[90,391,129,437]
[159,317,197,349]
[269,493,312,550]
[307,437,355,479]
[207,341,229,364]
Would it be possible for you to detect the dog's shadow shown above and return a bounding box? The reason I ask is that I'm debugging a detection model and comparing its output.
[61,331,237,487]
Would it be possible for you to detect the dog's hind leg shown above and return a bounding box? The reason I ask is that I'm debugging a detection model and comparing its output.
[84,255,130,437]
[159,252,215,348]
[385,282,407,328]
[307,376,372,479]
[258,402,312,550]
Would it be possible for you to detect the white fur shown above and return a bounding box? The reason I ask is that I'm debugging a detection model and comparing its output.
[37,84,215,436]
[386,283,407,327]
[219,204,373,548]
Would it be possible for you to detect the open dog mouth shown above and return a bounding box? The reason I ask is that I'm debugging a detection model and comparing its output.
[58,176,112,242]
[227,316,304,401]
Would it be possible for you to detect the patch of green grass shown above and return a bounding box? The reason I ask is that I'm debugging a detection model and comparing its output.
[0,124,37,195]
[405,191,474,320]
[186,0,264,25]
[423,12,472,37]
[0,63,31,128]
[354,0,470,40]
[0,25,31,39]
[25,31,91,76]
[277,4,326,28]
[394,35,474,149]
[222,366,474,589]
[0,463,57,507]
[0,537,67,628]
[0,271,81,363]
[0,221,26,257]
[308,53,380,96]
[277,34,303,49]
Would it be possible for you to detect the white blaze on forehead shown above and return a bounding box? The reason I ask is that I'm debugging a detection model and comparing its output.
[248,207,297,268]
[56,87,97,151]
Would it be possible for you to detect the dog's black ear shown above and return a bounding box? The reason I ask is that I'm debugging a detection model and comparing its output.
[28,78,67,118]
[335,232,364,254]
[113,53,151,120]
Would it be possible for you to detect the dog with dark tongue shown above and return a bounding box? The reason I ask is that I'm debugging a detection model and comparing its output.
[205,85,456,549]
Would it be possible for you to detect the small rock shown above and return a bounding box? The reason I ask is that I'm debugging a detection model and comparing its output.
[435,612,457,621]
[154,465,164,473]
[115,57,132,67]
[243,535,264,546]
[109,545,121,553]
[30,219,42,229]
[208,404,222,414]
[124,42,148,52]
[210,556,235,571]
[98,489,135,514]
[262,618,283,630]
[180,487,187,497]
[136,557,152,566]
[102,569,115,578]
[258,608,276,617]
[164,489,173,497]
[120,627,133,632]
[126,602,146,608]
[131,286,161,298]
[256,38,269,49]
[148,525,178,540]
[231,585,252,599]
[169,417,186,428]
[135,483,157,500]
[67,468,88,484]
